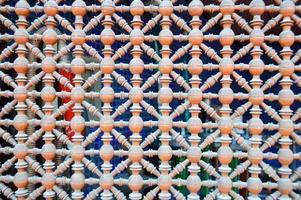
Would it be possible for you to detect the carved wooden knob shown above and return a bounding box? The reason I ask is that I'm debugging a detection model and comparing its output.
[250,29,264,46]
[279,60,294,76]
[159,58,173,74]
[71,87,85,103]
[278,148,293,166]
[70,116,85,133]
[14,143,28,159]
[71,145,85,161]
[100,174,114,190]
[279,30,294,47]
[218,176,232,194]
[247,177,262,195]
[71,0,87,16]
[100,57,115,74]
[14,86,27,102]
[189,29,203,45]
[158,116,173,132]
[248,147,263,165]
[130,29,144,46]
[101,28,115,46]
[218,88,234,105]
[99,144,114,161]
[70,173,85,190]
[42,57,57,73]
[71,57,86,75]
[14,57,28,74]
[249,0,265,15]
[71,29,86,45]
[278,119,294,136]
[101,0,115,16]
[220,28,234,46]
[44,0,58,16]
[15,0,30,16]
[14,172,28,189]
[128,174,143,191]
[218,117,233,135]
[41,115,56,132]
[42,173,56,190]
[188,88,202,104]
[187,146,202,163]
[129,87,144,103]
[188,57,203,75]
[100,86,114,103]
[159,0,173,16]
[188,0,204,16]
[41,86,56,103]
[43,29,58,45]
[99,116,114,132]
[41,143,56,160]
[130,0,144,16]
[13,114,28,132]
[158,87,173,104]
[279,89,294,106]
[248,118,264,135]
[14,29,29,44]
[249,58,264,75]
[187,117,202,134]
[186,175,201,193]
[129,116,143,133]
[278,178,293,195]
[158,145,172,161]
[280,0,295,17]
[158,174,172,191]
[218,146,233,165]
[159,29,173,46]
[249,88,264,105]
[220,0,235,15]
[219,58,234,75]
[129,58,144,75]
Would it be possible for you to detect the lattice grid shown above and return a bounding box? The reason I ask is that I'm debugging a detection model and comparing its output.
[0,0,301,199]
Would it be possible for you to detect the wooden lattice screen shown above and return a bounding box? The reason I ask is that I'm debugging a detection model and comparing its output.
[0,0,301,199]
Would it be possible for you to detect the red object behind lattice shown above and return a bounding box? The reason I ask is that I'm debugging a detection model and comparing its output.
[59,69,75,140]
